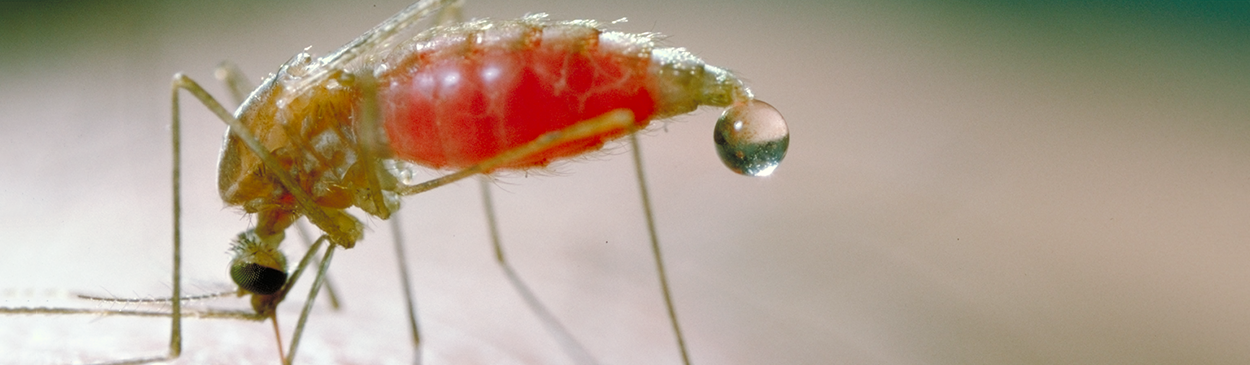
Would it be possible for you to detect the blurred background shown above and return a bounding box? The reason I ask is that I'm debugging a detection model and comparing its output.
[1,0,1248,364]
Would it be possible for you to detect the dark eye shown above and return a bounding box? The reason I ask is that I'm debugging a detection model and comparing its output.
[230,262,288,295]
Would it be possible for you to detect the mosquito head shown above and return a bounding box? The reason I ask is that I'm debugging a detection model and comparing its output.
[228,230,289,296]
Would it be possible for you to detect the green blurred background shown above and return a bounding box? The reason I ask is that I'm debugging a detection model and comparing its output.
[1,1,1248,364]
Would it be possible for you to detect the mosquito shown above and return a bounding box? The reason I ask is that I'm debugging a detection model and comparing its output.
[1,0,790,363]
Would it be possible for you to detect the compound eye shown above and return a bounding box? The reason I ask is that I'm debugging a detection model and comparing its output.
[230,262,288,295]
[228,230,289,295]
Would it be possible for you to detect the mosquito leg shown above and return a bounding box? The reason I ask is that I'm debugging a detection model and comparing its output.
[248,231,333,365]
[172,74,348,247]
[278,235,329,299]
[231,231,334,365]
[629,134,692,365]
[385,109,634,363]
[388,212,424,365]
[61,67,208,365]
[0,305,263,321]
[293,220,343,310]
[86,67,202,365]
[214,61,255,106]
[284,239,337,365]
[478,177,599,365]
[334,68,425,364]
[175,74,355,365]
[347,71,395,219]
[397,109,637,196]
[214,63,343,312]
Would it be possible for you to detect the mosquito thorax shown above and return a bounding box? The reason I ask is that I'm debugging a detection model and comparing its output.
[218,49,379,251]
[228,230,290,296]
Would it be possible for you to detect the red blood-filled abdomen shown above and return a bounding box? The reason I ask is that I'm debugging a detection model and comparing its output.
[381,29,657,170]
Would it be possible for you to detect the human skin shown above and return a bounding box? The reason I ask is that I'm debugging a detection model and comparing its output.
[2,1,1249,364]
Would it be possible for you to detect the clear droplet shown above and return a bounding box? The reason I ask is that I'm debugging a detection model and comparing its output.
[714,100,790,176]
[399,169,415,185]
[385,160,418,184]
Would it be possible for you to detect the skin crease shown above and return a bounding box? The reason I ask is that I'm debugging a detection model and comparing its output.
[3,1,1250,365]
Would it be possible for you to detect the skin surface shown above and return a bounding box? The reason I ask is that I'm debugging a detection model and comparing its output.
[2,1,1249,364]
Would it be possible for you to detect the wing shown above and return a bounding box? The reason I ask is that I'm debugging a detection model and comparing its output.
[282,0,460,104]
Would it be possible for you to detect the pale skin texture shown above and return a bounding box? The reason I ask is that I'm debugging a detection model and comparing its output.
[3,1,1250,364]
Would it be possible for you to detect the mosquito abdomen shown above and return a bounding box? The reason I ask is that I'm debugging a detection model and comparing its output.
[378,16,750,170]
